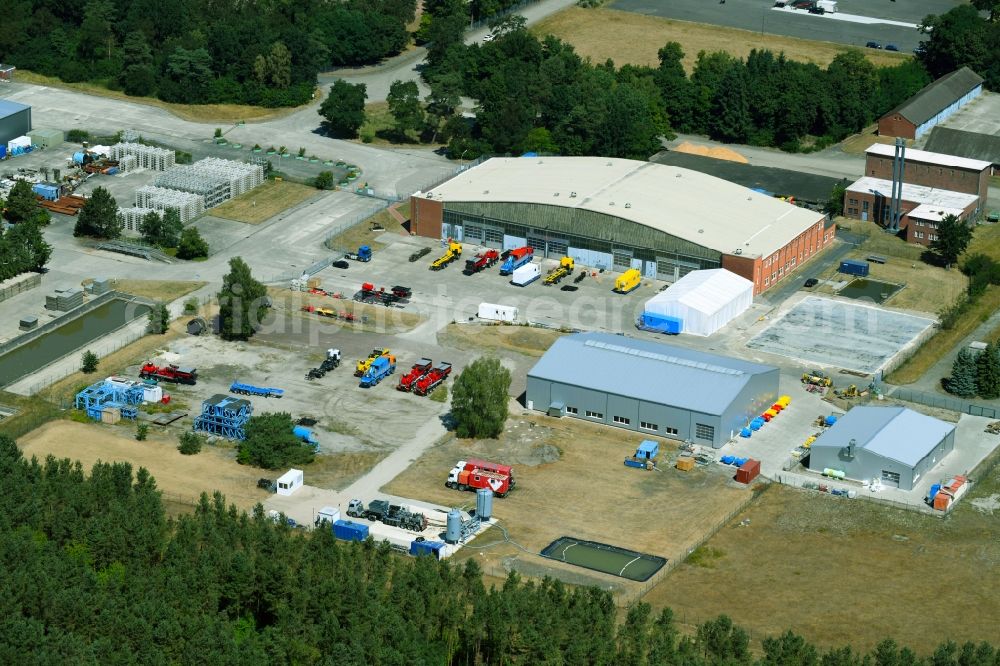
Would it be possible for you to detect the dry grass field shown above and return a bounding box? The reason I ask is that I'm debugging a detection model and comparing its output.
[643,480,1000,653]
[532,8,912,71]
[210,180,318,224]
[111,279,207,303]
[15,70,311,123]
[386,415,754,586]
[328,204,408,252]
[437,323,563,358]
[17,421,269,509]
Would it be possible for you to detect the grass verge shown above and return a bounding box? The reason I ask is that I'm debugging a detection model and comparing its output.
[14,70,313,124]
[886,286,1000,384]
[112,280,207,303]
[210,180,319,224]
[327,204,407,252]
[532,7,912,71]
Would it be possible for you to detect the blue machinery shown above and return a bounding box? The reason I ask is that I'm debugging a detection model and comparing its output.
[193,394,253,440]
[74,381,145,421]
[230,381,284,398]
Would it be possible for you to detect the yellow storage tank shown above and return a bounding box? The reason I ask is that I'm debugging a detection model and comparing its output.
[614,268,642,294]
[778,395,791,407]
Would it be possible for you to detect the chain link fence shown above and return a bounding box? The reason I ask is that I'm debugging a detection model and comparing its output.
[889,386,998,419]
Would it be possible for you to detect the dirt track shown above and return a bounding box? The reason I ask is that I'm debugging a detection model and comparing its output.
[18,421,268,509]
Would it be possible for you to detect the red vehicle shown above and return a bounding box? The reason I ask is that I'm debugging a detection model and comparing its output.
[397,358,433,391]
[464,249,500,274]
[413,362,452,396]
[139,362,197,385]
[446,458,516,497]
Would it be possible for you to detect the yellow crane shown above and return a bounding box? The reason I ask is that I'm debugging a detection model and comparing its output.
[544,257,575,285]
[430,241,462,270]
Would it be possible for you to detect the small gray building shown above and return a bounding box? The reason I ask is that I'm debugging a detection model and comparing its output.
[808,406,955,490]
[0,99,32,147]
[526,332,779,448]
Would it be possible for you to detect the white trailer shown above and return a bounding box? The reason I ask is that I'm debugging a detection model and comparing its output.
[511,262,540,287]
[817,0,837,12]
[478,302,519,322]
[315,506,341,527]
[276,468,304,496]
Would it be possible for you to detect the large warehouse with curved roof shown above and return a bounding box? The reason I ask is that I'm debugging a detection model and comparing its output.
[410,157,833,294]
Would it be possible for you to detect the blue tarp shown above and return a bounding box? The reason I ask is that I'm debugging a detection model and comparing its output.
[639,312,683,335]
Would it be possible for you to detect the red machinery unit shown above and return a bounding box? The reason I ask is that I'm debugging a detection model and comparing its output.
[398,358,433,392]
[446,458,516,497]
[413,362,452,396]
[465,249,500,274]
[139,362,197,385]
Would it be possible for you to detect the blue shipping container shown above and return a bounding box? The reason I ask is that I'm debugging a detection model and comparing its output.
[409,540,445,558]
[640,312,683,335]
[839,259,870,277]
[32,183,59,201]
[0,145,6,158]
[333,519,369,542]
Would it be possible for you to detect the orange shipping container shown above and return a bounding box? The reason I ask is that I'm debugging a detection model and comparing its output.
[735,459,761,484]
[675,457,695,471]
[933,491,953,511]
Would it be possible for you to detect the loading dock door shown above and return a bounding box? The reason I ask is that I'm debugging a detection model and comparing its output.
[484,227,503,247]
[656,256,679,282]
[613,250,632,271]
[548,238,568,257]
[463,223,484,242]
[881,470,900,487]
[643,260,657,279]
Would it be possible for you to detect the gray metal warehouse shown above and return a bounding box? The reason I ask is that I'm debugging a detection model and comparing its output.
[0,99,32,147]
[808,406,955,490]
[525,332,779,448]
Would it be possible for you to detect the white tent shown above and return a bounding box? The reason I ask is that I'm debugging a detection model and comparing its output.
[641,269,753,337]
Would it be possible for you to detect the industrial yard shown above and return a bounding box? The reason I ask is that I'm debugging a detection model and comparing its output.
[2,32,1000,657]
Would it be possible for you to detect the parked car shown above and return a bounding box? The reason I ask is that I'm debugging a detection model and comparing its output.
[792,0,813,8]
[332,260,349,269]
[885,43,899,51]
[808,5,825,14]
[804,278,819,288]
[866,41,882,49]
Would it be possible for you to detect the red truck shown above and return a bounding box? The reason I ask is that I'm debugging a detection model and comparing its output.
[397,358,432,391]
[139,362,197,385]
[446,458,515,497]
[414,362,452,396]
[464,249,500,274]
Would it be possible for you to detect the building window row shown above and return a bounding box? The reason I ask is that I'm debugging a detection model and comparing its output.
[566,406,578,415]
[640,421,657,431]
[665,427,679,435]
[613,415,630,425]
[586,410,603,419]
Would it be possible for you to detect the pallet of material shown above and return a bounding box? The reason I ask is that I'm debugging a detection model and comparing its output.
[151,411,188,426]
[39,202,79,215]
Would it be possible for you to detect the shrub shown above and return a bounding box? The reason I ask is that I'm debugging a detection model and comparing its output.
[136,423,149,441]
[178,432,204,455]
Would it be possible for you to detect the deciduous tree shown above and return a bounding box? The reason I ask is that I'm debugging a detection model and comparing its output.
[451,356,511,438]
[238,412,315,468]
[176,227,209,259]
[319,80,367,138]
[74,187,122,238]
[930,214,973,268]
[217,256,266,341]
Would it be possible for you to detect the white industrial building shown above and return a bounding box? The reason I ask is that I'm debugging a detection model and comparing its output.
[639,269,753,336]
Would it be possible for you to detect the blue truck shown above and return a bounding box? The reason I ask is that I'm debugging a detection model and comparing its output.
[499,247,533,275]
[360,355,396,387]
[346,245,372,262]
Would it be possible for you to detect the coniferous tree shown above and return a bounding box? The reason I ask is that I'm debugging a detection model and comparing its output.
[976,342,1000,399]
[948,348,978,397]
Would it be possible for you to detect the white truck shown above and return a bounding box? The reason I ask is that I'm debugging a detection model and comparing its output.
[510,262,540,287]
[817,0,837,12]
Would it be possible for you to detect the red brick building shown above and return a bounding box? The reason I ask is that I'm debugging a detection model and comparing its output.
[877,67,984,140]
[864,144,990,212]
[843,177,978,246]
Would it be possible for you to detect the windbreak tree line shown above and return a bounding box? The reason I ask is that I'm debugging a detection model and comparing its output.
[0,436,998,663]
[0,0,418,106]
[424,18,934,158]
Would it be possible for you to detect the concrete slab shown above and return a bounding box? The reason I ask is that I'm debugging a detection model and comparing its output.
[932,91,1000,139]
[746,295,935,374]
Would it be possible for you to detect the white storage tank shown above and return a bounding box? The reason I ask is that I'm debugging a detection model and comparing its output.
[476,488,493,521]
[445,509,463,543]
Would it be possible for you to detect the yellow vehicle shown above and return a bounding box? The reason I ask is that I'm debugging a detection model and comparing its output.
[430,241,463,270]
[544,257,575,285]
[801,373,832,388]
[614,268,641,294]
[355,347,391,376]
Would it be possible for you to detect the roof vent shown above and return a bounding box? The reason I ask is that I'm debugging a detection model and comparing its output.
[570,191,577,198]
[483,190,489,194]
[735,249,743,255]
[553,192,559,197]
[698,229,704,233]
[609,201,615,206]
[624,203,631,209]
[676,173,682,177]
[607,161,613,166]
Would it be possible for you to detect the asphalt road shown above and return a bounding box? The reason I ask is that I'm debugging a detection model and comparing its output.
[610,0,965,52]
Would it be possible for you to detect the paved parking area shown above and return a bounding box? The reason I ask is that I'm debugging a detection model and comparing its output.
[609,0,953,51]
[746,295,935,374]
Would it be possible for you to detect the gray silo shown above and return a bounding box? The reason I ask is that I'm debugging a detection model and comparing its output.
[445,509,462,544]
[476,488,493,521]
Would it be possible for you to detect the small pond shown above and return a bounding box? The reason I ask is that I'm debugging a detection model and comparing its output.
[837,279,902,304]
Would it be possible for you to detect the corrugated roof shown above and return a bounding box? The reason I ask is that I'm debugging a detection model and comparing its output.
[0,99,30,119]
[846,177,979,210]
[419,157,826,259]
[924,127,1000,166]
[865,143,991,172]
[527,332,775,415]
[643,269,753,317]
[882,67,984,127]
[812,406,954,467]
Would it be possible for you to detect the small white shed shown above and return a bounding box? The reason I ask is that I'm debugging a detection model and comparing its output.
[276,468,304,496]
[641,269,753,337]
[478,302,518,322]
